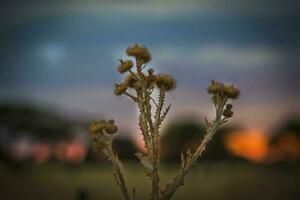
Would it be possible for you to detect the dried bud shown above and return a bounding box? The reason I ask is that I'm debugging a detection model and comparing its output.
[114,83,128,96]
[108,119,115,124]
[104,124,118,134]
[89,119,118,135]
[226,104,233,109]
[124,74,138,88]
[223,109,234,118]
[148,68,154,75]
[89,120,107,135]
[207,80,224,94]
[126,44,151,63]
[140,51,151,63]
[224,84,240,99]
[146,74,156,84]
[117,60,133,73]
[155,74,177,91]
[134,80,143,91]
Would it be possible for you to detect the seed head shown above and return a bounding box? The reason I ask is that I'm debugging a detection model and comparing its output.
[124,74,138,88]
[117,60,133,74]
[134,80,143,91]
[155,74,177,91]
[140,51,152,63]
[207,80,224,94]
[148,68,154,75]
[146,74,156,84]
[104,123,118,134]
[224,84,240,99]
[108,119,115,124]
[89,120,107,135]
[226,104,233,109]
[114,83,128,96]
[126,44,151,63]
[223,109,234,118]
[89,119,118,135]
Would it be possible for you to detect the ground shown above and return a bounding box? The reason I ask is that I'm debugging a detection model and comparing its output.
[0,162,299,200]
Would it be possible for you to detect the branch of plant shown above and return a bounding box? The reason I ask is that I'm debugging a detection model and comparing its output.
[90,44,240,200]
[160,99,227,200]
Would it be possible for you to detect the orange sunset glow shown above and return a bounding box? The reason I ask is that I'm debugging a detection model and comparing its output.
[225,129,269,162]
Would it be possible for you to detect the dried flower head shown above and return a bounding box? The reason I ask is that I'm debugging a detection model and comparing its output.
[126,44,151,63]
[148,68,154,75]
[114,83,128,96]
[134,80,143,91]
[226,104,233,109]
[140,51,152,63]
[108,119,115,124]
[223,109,234,118]
[208,81,240,99]
[224,84,240,99]
[89,119,118,135]
[146,74,156,84]
[124,74,138,88]
[207,80,224,94]
[118,60,133,73]
[104,123,118,134]
[89,120,107,135]
[155,74,177,91]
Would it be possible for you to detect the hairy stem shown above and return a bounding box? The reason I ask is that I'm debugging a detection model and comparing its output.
[161,101,226,200]
[107,144,132,200]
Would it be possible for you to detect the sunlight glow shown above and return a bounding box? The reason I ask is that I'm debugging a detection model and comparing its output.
[225,129,269,162]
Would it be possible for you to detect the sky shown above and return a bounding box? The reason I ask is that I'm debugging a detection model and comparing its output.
[0,0,299,137]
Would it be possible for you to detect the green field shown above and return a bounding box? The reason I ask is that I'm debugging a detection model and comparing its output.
[0,162,299,200]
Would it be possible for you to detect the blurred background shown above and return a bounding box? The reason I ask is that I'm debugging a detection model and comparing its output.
[0,0,300,200]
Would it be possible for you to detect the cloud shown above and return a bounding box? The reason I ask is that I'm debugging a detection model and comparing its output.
[153,44,294,69]
[1,0,299,26]
[193,45,289,68]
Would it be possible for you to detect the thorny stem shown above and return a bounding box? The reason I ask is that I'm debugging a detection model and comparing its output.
[154,90,165,133]
[137,102,152,154]
[150,89,167,200]
[145,88,160,200]
[106,140,132,200]
[160,99,226,200]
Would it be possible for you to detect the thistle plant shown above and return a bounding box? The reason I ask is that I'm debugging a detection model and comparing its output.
[88,44,240,200]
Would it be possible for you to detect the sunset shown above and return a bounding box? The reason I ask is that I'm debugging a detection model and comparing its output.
[225,129,268,162]
[0,0,299,200]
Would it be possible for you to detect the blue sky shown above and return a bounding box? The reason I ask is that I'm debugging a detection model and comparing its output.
[0,0,299,136]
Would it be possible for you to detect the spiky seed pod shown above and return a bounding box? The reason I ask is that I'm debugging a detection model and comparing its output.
[124,74,138,88]
[108,119,115,124]
[226,104,233,109]
[140,51,151,63]
[148,68,154,75]
[117,60,133,73]
[207,80,224,94]
[224,84,240,99]
[114,83,128,96]
[134,80,143,91]
[89,120,107,135]
[146,68,156,83]
[126,44,151,63]
[223,109,234,118]
[146,74,156,84]
[155,74,176,91]
[104,123,118,134]
[126,44,145,56]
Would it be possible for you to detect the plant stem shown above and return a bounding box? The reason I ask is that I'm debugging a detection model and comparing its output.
[161,100,226,200]
[108,145,132,200]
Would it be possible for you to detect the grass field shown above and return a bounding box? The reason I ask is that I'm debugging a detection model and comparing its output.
[0,162,299,200]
